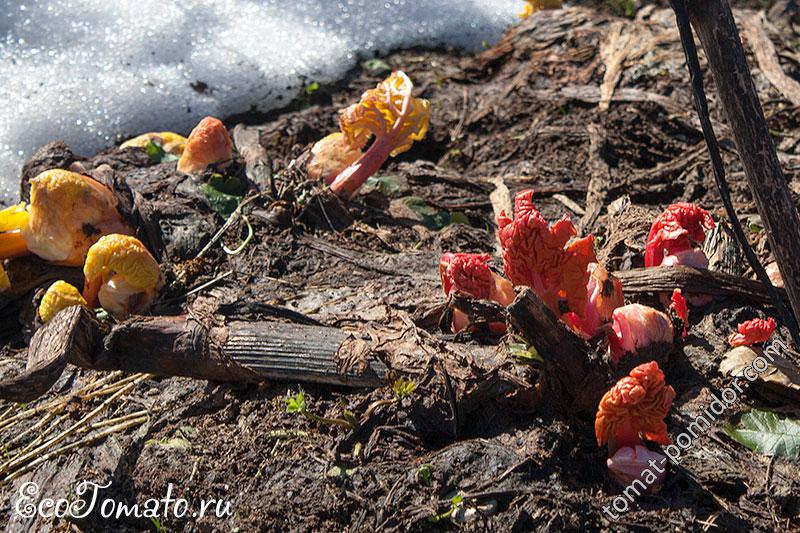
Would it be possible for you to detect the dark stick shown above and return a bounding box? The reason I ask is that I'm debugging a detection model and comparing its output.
[670,0,800,346]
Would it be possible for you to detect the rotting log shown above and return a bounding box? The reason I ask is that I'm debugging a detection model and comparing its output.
[677,0,800,342]
[507,288,609,415]
[615,266,790,306]
[0,306,388,403]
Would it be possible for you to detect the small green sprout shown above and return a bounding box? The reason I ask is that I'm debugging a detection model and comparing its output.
[429,493,464,524]
[150,516,168,533]
[417,464,433,486]
[305,81,320,95]
[145,140,180,163]
[508,335,544,362]
[392,378,417,399]
[285,389,356,430]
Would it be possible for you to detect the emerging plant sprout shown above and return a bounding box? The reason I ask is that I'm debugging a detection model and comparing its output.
[0,170,133,266]
[596,361,675,489]
[38,280,88,323]
[607,304,674,365]
[645,202,715,269]
[498,189,597,323]
[327,71,430,198]
[562,263,624,339]
[83,234,162,319]
[177,117,233,175]
[306,133,363,184]
[646,202,715,307]
[518,0,563,18]
[605,444,668,489]
[670,289,689,339]
[439,252,515,333]
[728,317,776,347]
[121,131,187,155]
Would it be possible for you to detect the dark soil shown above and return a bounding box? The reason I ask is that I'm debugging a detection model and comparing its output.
[1,2,800,532]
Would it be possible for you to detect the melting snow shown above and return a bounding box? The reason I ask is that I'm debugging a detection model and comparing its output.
[0,0,518,202]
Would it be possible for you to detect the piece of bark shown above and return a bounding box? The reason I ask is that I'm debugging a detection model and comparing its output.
[599,22,634,110]
[0,307,387,402]
[488,176,513,257]
[232,124,274,194]
[506,289,608,415]
[686,0,800,339]
[579,123,611,232]
[742,12,800,106]
[615,266,789,305]
[0,257,82,310]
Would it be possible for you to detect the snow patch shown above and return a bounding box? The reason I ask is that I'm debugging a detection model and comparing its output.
[0,0,518,202]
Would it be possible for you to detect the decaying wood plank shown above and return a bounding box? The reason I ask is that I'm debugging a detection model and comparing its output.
[615,265,789,305]
[0,307,388,402]
[0,257,82,310]
[532,85,684,115]
[232,124,274,194]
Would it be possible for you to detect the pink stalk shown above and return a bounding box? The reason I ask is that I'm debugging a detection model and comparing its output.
[329,136,394,198]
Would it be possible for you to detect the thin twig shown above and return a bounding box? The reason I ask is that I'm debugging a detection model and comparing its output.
[4,416,148,482]
[669,0,800,346]
[0,377,143,474]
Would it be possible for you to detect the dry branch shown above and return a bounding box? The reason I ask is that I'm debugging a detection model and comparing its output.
[615,266,789,305]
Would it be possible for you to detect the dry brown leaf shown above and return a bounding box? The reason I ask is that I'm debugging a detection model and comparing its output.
[720,345,800,403]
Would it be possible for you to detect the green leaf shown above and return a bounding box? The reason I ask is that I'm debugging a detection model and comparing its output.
[305,81,320,94]
[449,212,470,226]
[361,58,392,74]
[207,173,247,196]
[402,196,451,230]
[509,337,544,362]
[286,390,307,414]
[391,378,417,399]
[723,409,800,460]
[745,214,763,234]
[201,183,242,217]
[417,464,432,486]
[363,175,409,198]
[145,140,179,163]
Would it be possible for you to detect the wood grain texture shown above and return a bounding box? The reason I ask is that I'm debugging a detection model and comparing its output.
[615,265,789,305]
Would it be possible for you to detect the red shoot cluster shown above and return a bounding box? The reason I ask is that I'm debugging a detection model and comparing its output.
[645,202,715,269]
[439,253,515,333]
[728,317,776,347]
[498,190,597,322]
[607,304,674,365]
[562,263,624,339]
[595,361,675,450]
